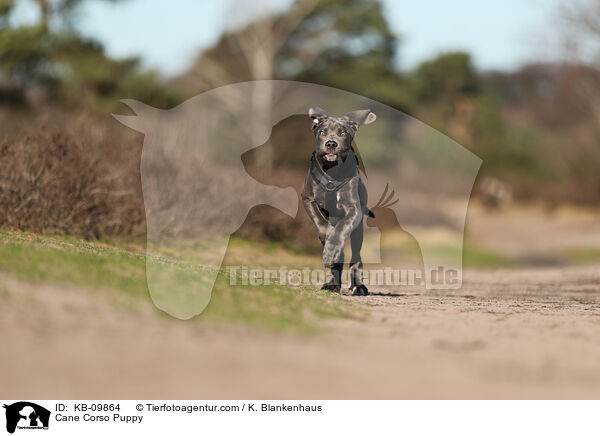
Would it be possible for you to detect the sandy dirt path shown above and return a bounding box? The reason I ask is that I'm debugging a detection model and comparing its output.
[1,262,599,399]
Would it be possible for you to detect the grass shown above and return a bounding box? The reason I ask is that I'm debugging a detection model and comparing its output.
[462,241,514,268]
[0,226,546,334]
[0,230,148,297]
[0,229,358,333]
[394,239,513,269]
[372,227,514,269]
[563,247,600,265]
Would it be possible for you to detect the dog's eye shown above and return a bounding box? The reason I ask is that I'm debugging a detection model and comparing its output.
[340,131,346,136]
[319,130,326,136]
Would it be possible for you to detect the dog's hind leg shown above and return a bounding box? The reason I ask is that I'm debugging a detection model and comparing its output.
[349,219,369,296]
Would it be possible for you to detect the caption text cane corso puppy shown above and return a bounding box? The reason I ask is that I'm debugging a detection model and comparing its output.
[301,106,376,296]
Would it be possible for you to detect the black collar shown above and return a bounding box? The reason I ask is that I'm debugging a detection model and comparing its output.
[310,148,358,192]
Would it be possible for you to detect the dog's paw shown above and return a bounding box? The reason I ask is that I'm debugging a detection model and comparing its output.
[321,281,341,293]
[350,284,369,296]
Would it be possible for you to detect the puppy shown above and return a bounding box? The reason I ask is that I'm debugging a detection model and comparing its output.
[301,106,375,295]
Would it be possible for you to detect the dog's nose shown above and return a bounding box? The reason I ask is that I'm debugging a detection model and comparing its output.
[325,140,337,150]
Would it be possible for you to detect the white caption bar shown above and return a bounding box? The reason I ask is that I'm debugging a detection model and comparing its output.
[0,400,597,436]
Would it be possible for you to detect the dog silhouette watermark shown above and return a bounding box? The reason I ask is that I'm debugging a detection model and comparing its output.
[3,402,50,434]
[115,80,481,319]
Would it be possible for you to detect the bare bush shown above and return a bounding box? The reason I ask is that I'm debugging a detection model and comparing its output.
[0,118,145,238]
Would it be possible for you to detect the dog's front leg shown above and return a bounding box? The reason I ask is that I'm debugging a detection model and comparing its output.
[302,197,330,242]
[322,205,361,267]
[302,179,331,243]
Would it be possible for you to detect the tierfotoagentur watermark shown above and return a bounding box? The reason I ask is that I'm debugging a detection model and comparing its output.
[115,80,480,319]
[226,266,459,288]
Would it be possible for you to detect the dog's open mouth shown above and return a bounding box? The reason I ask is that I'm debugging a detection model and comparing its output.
[324,153,337,161]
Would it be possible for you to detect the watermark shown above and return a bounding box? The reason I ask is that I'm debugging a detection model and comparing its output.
[3,402,51,434]
[115,80,481,319]
[226,266,459,288]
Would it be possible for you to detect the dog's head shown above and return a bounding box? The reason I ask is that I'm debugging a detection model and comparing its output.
[308,107,376,168]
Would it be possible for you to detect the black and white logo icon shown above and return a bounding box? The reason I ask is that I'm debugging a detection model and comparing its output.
[3,402,50,434]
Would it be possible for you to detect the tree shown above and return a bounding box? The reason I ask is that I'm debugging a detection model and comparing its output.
[276,0,409,110]
[175,0,408,168]
[558,0,600,200]
[413,52,479,104]
[0,0,177,109]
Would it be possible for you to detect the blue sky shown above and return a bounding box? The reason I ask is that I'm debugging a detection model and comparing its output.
[384,0,560,72]
[13,0,562,77]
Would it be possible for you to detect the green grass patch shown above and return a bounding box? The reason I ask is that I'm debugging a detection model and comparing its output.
[0,229,148,297]
[421,240,513,269]
[0,229,357,333]
[462,241,514,268]
[563,247,600,265]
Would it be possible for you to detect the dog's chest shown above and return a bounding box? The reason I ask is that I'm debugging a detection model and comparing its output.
[315,185,344,218]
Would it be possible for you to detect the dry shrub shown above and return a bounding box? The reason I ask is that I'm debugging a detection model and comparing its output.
[0,118,145,238]
[0,109,453,250]
[0,113,318,249]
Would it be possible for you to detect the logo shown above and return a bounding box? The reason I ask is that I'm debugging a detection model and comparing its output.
[114,80,481,319]
[3,402,50,434]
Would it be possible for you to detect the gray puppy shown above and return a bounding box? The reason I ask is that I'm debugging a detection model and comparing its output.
[301,106,376,295]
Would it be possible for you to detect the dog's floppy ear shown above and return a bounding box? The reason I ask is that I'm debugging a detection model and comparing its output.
[344,109,376,127]
[309,106,328,130]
